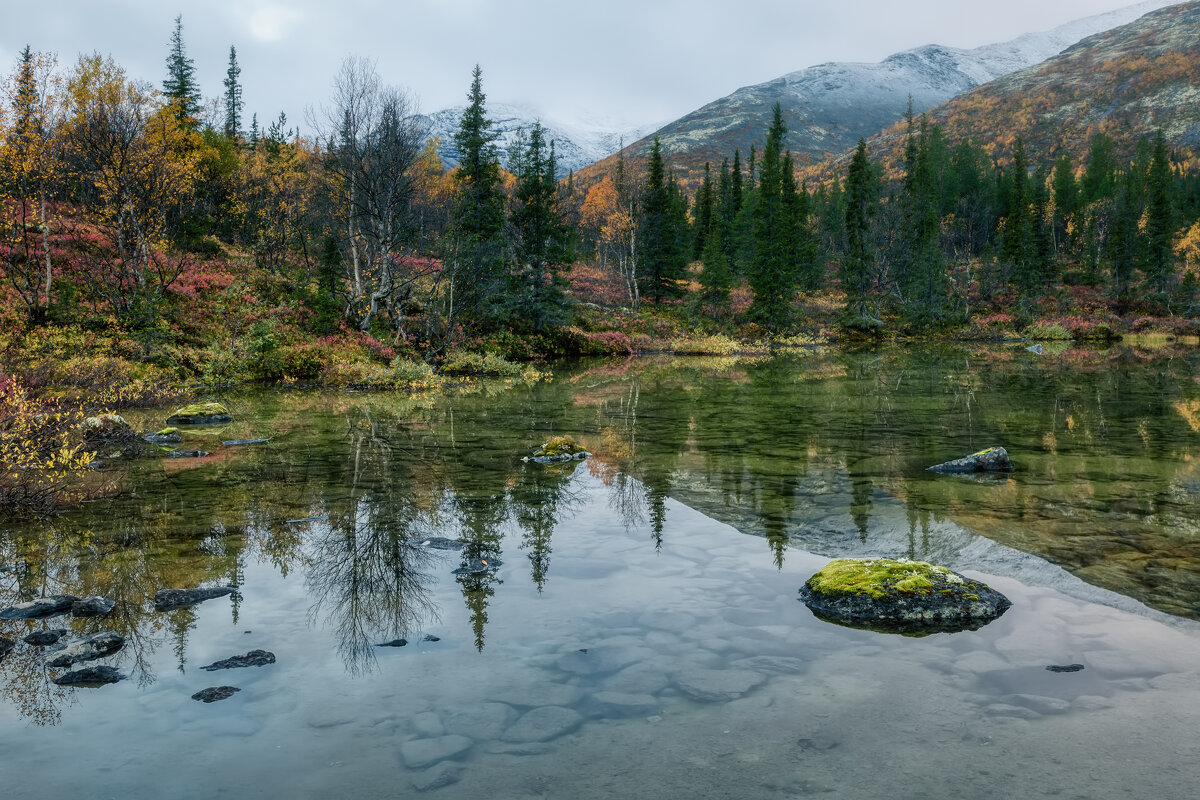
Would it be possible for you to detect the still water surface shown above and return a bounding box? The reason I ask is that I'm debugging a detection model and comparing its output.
[2,344,1200,798]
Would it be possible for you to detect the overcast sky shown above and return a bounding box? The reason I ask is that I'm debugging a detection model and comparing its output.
[0,0,1175,134]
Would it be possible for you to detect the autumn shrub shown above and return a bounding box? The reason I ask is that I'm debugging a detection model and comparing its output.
[439,350,527,377]
[0,373,97,519]
[670,334,740,356]
[557,327,634,357]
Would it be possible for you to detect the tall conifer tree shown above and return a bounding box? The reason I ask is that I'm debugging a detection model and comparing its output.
[163,15,201,126]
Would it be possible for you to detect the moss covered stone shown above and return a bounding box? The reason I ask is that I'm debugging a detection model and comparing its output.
[166,403,232,426]
[531,436,590,464]
[798,558,1011,634]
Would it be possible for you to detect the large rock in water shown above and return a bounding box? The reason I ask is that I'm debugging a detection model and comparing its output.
[0,595,79,619]
[45,631,125,667]
[154,586,234,611]
[798,558,1011,634]
[166,403,232,425]
[927,446,1013,474]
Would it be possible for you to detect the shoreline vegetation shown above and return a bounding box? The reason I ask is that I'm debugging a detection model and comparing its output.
[3,20,1199,518]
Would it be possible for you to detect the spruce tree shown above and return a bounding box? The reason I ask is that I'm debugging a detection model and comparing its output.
[748,103,796,326]
[1143,129,1175,294]
[222,45,243,138]
[692,163,714,261]
[163,15,201,126]
[507,123,570,332]
[450,65,507,322]
[637,137,687,302]
[1031,164,1055,288]
[1051,154,1077,254]
[1002,138,1034,292]
[843,138,879,325]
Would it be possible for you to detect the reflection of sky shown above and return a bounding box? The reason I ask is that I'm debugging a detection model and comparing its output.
[4,468,1200,799]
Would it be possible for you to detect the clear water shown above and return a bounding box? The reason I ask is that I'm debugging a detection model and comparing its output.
[3,344,1200,799]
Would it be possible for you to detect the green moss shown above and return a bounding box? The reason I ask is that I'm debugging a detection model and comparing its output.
[157,427,180,436]
[970,447,998,457]
[170,402,229,418]
[805,558,959,601]
[534,435,587,457]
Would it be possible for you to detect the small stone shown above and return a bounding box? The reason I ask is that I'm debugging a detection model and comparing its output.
[452,558,502,576]
[46,631,125,667]
[399,735,473,769]
[1012,694,1071,714]
[222,438,270,446]
[23,629,68,646]
[71,596,116,618]
[928,446,1013,473]
[200,650,275,671]
[1046,663,1085,673]
[500,706,583,743]
[411,762,462,791]
[193,686,240,703]
[377,639,408,648]
[54,665,123,686]
[0,636,13,659]
[422,634,441,642]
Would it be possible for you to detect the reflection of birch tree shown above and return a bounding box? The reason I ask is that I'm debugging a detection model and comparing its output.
[306,499,439,674]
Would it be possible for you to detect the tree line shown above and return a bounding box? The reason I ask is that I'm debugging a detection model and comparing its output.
[4,18,1200,355]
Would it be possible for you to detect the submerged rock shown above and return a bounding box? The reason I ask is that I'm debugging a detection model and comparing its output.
[452,558,502,576]
[927,446,1013,474]
[165,449,210,459]
[798,558,1011,634]
[166,402,232,426]
[222,438,270,446]
[399,734,474,769]
[71,596,116,618]
[200,649,275,671]
[1046,663,1086,673]
[0,595,79,620]
[0,636,13,659]
[142,428,182,445]
[45,630,125,667]
[529,435,590,465]
[192,686,241,703]
[53,665,123,686]
[154,586,234,611]
[376,639,408,648]
[418,537,464,551]
[23,629,68,646]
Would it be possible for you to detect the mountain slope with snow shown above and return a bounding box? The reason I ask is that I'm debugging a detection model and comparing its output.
[579,0,1179,183]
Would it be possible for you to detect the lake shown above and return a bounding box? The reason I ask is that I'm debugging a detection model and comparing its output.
[3,343,1200,799]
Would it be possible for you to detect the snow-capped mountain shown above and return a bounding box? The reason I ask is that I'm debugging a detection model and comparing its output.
[418,103,657,178]
[584,0,1179,181]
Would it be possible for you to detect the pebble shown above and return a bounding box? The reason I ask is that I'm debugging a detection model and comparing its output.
[192,686,240,703]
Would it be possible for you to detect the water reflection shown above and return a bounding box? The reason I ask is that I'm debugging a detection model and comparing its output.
[4,342,1200,726]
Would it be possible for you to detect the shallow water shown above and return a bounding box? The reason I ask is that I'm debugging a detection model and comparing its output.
[3,343,1200,799]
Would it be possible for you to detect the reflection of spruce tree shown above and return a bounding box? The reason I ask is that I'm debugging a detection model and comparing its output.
[168,606,198,673]
[455,495,506,652]
[850,476,873,542]
[744,358,807,566]
[631,382,692,550]
[509,463,577,592]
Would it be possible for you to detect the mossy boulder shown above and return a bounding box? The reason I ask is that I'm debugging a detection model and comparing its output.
[798,558,1011,634]
[166,403,232,426]
[82,413,132,439]
[928,446,1012,474]
[530,435,590,464]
